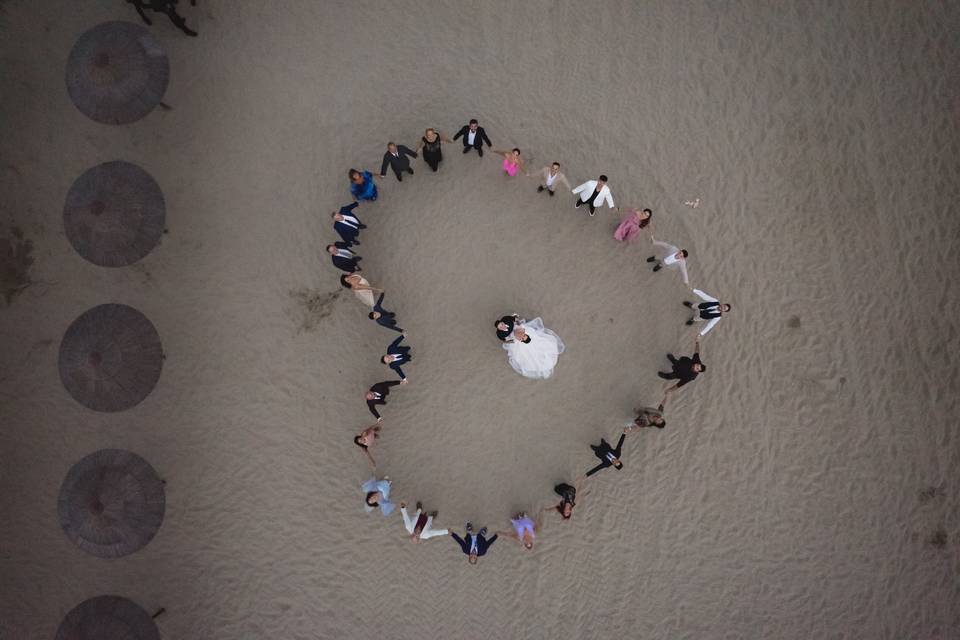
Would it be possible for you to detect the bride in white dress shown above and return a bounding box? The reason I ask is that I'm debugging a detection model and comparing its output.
[502,317,565,379]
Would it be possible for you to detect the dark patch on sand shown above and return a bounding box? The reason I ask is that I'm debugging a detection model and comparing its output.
[926,528,948,548]
[1,226,34,304]
[918,485,945,503]
[787,315,801,329]
[290,287,341,332]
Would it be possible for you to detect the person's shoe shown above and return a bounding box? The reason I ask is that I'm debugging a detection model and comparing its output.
[653,264,662,272]
[477,149,484,157]
[466,522,474,533]
[682,301,693,307]
[589,211,596,217]
[685,319,694,325]
[646,256,656,262]
[397,175,403,182]
[548,189,554,197]
[416,501,423,511]
[537,186,545,193]
[479,527,488,536]
[462,147,470,154]
[574,201,582,208]
[407,168,414,175]
[428,510,438,518]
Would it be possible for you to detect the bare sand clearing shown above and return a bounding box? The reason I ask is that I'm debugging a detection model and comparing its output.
[1,1,959,638]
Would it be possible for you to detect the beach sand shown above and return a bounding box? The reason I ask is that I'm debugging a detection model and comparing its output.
[0,1,958,638]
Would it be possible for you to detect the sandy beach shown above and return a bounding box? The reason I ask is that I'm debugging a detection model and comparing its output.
[1,1,958,638]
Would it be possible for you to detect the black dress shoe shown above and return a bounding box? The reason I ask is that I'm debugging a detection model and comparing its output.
[683,301,692,307]
[646,256,656,262]
[407,168,414,174]
[653,264,662,272]
[537,186,545,193]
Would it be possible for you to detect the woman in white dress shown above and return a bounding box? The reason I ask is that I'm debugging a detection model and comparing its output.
[502,317,565,379]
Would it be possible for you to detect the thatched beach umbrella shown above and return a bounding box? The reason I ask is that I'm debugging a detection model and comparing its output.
[63,161,166,267]
[55,595,160,640]
[58,304,164,412]
[66,21,169,125]
[58,449,165,558]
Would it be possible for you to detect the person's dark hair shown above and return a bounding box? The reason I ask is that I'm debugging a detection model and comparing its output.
[699,364,707,372]
[512,147,520,154]
[642,208,652,215]
[681,249,689,258]
[638,208,653,229]
[354,435,368,450]
[325,244,335,251]
[348,169,360,179]
[368,312,376,320]
[557,504,572,520]
[469,118,478,125]
[340,275,351,289]
[521,335,532,344]
[330,211,338,219]
[552,161,560,168]
[381,356,389,363]
[598,174,608,182]
[613,461,624,470]
[723,303,732,312]
[365,491,379,506]
[654,419,666,430]
[387,141,395,147]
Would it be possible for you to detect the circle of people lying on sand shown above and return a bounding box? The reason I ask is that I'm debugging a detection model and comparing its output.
[329,120,731,563]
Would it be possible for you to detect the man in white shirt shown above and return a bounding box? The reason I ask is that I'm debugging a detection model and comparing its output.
[684,289,731,336]
[530,162,572,197]
[571,175,615,216]
[647,238,689,284]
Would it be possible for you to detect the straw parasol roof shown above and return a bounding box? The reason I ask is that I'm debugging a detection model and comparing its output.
[63,161,166,267]
[66,21,169,125]
[58,449,165,558]
[55,595,160,640]
[58,304,164,412]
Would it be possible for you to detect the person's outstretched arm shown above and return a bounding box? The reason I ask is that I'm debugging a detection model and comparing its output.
[693,288,717,303]
[614,432,626,456]
[605,189,615,208]
[384,380,402,389]
[572,181,586,195]
[367,401,381,421]
[585,462,606,477]
[449,531,468,553]
[402,145,417,158]
[699,316,721,337]
[388,334,404,351]
[392,364,406,380]
[452,127,463,141]
[558,173,572,191]
[678,260,690,285]
[482,130,492,146]
[379,154,389,177]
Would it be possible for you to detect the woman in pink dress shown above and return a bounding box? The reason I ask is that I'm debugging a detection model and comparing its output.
[613,207,654,242]
[491,148,526,177]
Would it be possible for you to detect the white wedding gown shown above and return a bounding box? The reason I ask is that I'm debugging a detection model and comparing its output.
[502,317,565,379]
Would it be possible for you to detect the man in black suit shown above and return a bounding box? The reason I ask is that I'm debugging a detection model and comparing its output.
[495,314,520,342]
[365,380,404,422]
[381,334,412,381]
[379,142,417,181]
[453,119,492,157]
[450,523,497,565]
[326,242,361,273]
[369,293,403,333]
[331,202,365,247]
[585,432,627,477]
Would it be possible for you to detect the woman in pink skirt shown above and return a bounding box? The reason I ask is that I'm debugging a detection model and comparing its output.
[613,207,654,242]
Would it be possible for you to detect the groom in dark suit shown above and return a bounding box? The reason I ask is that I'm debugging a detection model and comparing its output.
[326,242,361,273]
[365,379,403,421]
[585,432,627,477]
[331,202,366,246]
[495,314,520,342]
[381,334,412,381]
[379,142,417,181]
[453,119,492,157]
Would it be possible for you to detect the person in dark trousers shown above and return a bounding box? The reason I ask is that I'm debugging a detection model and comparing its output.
[381,334,412,381]
[331,202,365,246]
[326,242,361,273]
[585,431,627,477]
[450,523,497,565]
[369,293,403,333]
[128,0,198,37]
[659,338,705,407]
[453,119,492,157]
[379,142,417,181]
[365,379,404,422]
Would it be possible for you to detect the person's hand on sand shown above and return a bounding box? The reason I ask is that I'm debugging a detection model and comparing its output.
[400,378,409,385]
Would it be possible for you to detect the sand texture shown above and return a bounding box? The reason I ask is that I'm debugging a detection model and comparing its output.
[1,1,958,638]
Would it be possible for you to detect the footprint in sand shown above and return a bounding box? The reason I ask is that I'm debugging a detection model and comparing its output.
[290,287,342,333]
